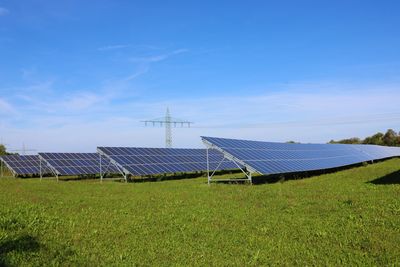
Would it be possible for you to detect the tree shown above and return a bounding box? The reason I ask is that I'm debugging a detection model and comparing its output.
[329,129,400,146]
[329,138,361,144]
[398,131,400,145]
[363,132,384,145]
[0,144,6,155]
[383,129,398,146]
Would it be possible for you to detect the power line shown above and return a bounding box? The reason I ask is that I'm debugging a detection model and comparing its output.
[192,112,400,129]
[8,143,37,155]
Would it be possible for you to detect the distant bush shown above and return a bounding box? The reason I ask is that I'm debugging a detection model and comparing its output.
[0,144,7,156]
[329,129,400,146]
[329,137,362,144]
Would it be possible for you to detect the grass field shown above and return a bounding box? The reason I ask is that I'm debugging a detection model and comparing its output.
[0,159,399,266]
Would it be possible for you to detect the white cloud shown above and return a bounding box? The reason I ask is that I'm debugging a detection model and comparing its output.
[62,92,106,110]
[97,44,130,51]
[0,7,9,16]
[120,48,188,81]
[130,49,188,63]
[123,65,150,81]
[8,79,119,114]
[0,98,14,114]
[20,90,114,113]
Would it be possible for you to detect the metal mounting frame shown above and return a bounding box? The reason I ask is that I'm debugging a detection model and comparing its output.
[203,139,258,184]
[97,148,129,183]
[38,155,60,181]
[39,153,124,182]
[0,158,17,177]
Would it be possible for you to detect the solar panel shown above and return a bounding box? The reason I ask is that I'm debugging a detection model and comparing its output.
[97,147,238,176]
[201,136,400,176]
[39,153,120,176]
[353,144,400,161]
[0,155,52,176]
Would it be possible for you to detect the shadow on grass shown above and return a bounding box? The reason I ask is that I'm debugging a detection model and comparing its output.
[202,165,367,185]
[0,235,41,267]
[56,174,122,182]
[251,161,389,185]
[368,170,400,185]
[252,158,400,185]
[206,159,398,185]
[130,169,243,183]
[248,163,368,185]
[61,175,100,181]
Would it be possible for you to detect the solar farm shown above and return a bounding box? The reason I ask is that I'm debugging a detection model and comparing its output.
[3,0,400,265]
[1,137,400,265]
[1,136,400,183]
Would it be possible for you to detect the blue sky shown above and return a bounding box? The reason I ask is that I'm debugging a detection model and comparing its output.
[0,0,400,152]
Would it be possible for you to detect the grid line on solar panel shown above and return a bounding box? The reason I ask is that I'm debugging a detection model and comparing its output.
[201,136,400,175]
[39,153,120,175]
[0,155,52,175]
[99,147,225,156]
[233,154,365,162]
[98,147,238,176]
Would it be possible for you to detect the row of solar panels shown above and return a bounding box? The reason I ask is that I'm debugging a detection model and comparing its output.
[201,136,400,175]
[1,137,400,179]
[0,148,238,177]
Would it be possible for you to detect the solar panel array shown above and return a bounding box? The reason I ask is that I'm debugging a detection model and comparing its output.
[98,147,238,176]
[201,136,400,175]
[39,153,120,176]
[3,137,399,179]
[0,155,51,175]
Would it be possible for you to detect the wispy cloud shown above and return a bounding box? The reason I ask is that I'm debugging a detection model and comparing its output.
[124,66,150,81]
[122,48,188,81]
[12,81,55,104]
[97,44,130,51]
[17,90,114,113]
[0,7,9,16]
[96,47,190,84]
[0,98,15,114]
[61,92,111,110]
[130,49,188,63]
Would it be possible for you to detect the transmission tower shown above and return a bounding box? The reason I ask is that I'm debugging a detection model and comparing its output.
[142,108,193,148]
[9,142,37,155]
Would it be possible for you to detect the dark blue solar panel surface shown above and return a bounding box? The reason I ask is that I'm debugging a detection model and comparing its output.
[0,155,51,175]
[352,144,400,160]
[97,147,238,176]
[201,136,400,175]
[39,153,120,176]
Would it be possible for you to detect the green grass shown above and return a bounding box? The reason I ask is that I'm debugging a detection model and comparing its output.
[0,159,400,266]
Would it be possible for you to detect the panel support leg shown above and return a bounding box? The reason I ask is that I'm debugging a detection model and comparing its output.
[99,153,103,183]
[39,158,43,180]
[206,148,211,185]
[207,153,253,184]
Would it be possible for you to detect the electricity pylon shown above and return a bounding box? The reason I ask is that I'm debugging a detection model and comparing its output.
[9,143,37,155]
[142,108,193,148]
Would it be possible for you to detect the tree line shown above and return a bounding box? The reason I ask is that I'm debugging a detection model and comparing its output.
[0,144,7,155]
[329,129,400,146]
